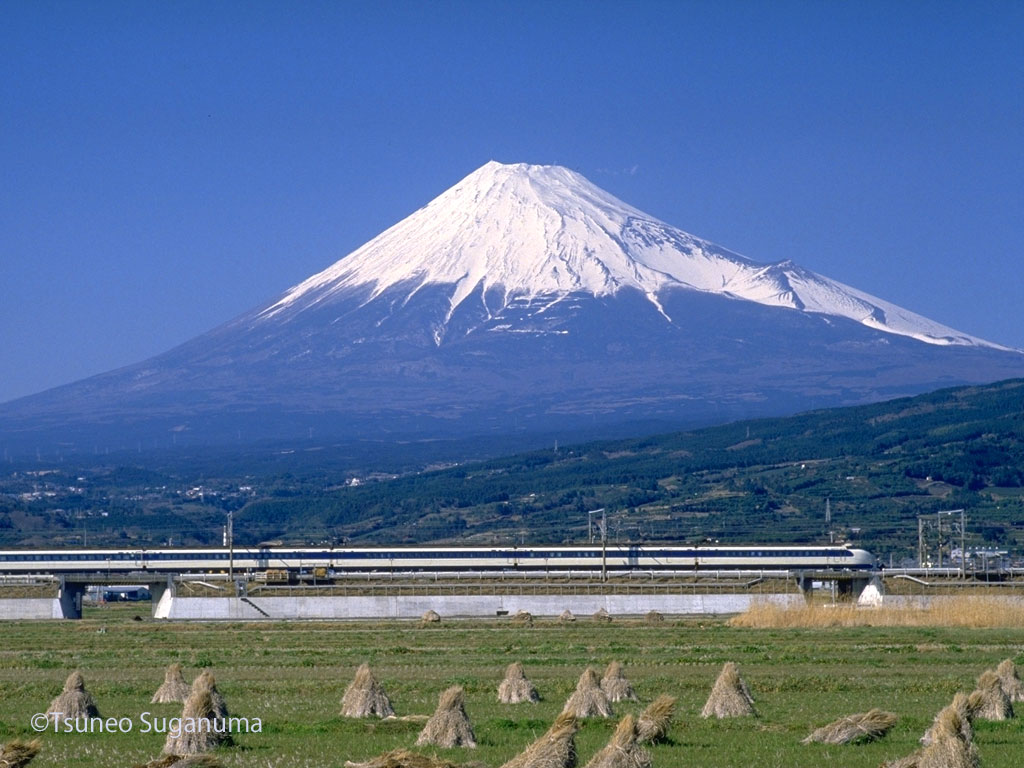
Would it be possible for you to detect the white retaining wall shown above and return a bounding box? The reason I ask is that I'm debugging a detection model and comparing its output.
[0,598,70,620]
[880,594,1024,609]
[153,592,804,620]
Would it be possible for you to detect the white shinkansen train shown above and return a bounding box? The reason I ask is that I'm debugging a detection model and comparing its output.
[0,544,875,575]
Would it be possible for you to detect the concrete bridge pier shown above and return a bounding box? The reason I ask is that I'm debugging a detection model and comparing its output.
[150,576,176,619]
[837,575,871,600]
[795,572,874,603]
[56,577,85,619]
[796,572,814,601]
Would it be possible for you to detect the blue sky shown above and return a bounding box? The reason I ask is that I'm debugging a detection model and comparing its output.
[2,0,1022,404]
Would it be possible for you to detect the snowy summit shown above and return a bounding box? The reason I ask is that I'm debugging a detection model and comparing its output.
[259,161,999,349]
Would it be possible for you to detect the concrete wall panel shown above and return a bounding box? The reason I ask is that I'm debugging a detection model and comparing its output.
[156,592,804,620]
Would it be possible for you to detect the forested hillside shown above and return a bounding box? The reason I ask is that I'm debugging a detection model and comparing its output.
[238,379,1024,562]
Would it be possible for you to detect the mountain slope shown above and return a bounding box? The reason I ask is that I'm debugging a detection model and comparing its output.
[2,161,1023,456]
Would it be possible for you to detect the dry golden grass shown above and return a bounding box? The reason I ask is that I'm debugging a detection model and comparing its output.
[151,663,190,704]
[0,738,42,768]
[498,662,540,704]
[801,708,898,745]
[886,702,979,768]
[346,750,484,768]
[416,686,477,749]
[701,662,755,719]
[46,671,100,720]
[729,597,1024,629]
[599,661,638,703]
[162,685,229,757]
[135,756,222,768]
[636,694,676,744]
[582,715,651,768]
[562,668,613,719]
[342,663,395,719]
[500,712,579,768]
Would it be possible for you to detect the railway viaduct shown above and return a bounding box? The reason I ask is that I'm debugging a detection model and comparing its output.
[0,569,880,620]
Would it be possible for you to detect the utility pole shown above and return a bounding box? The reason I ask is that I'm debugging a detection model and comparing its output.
[918,516,925,567]
[941,509,965,578]
[936,509,966,574]
[960,508,966,578]
[226,510,234,593]
[601,508,607,583]
[585,508,608,580]
[588,508,605,544]
[825,498,834,543]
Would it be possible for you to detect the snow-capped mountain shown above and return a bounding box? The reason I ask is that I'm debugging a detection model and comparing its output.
[2,161,1023,457]
[257,161,1001,349]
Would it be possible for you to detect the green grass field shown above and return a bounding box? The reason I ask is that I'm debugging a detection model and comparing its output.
[1,605,1022,767]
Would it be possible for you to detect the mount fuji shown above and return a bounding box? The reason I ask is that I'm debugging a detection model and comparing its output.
[4,161,1024,456]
